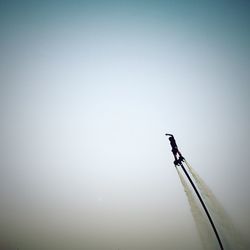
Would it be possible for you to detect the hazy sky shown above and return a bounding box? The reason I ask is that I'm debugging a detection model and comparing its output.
[0,1,249,249]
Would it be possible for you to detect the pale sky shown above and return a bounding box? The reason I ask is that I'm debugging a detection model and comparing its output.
[0,1,249,249]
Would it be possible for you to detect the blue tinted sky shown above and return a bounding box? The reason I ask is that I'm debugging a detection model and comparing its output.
[0,1,249,249]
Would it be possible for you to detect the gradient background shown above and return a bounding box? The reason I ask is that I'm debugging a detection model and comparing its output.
[0,1,249,249]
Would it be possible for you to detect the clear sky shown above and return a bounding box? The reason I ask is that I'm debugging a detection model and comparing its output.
[0,1,249,249]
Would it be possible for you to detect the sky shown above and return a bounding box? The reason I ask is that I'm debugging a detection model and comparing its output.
[0,1,249,249]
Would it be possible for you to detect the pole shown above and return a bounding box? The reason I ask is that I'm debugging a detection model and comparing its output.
[179,162,224,250]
